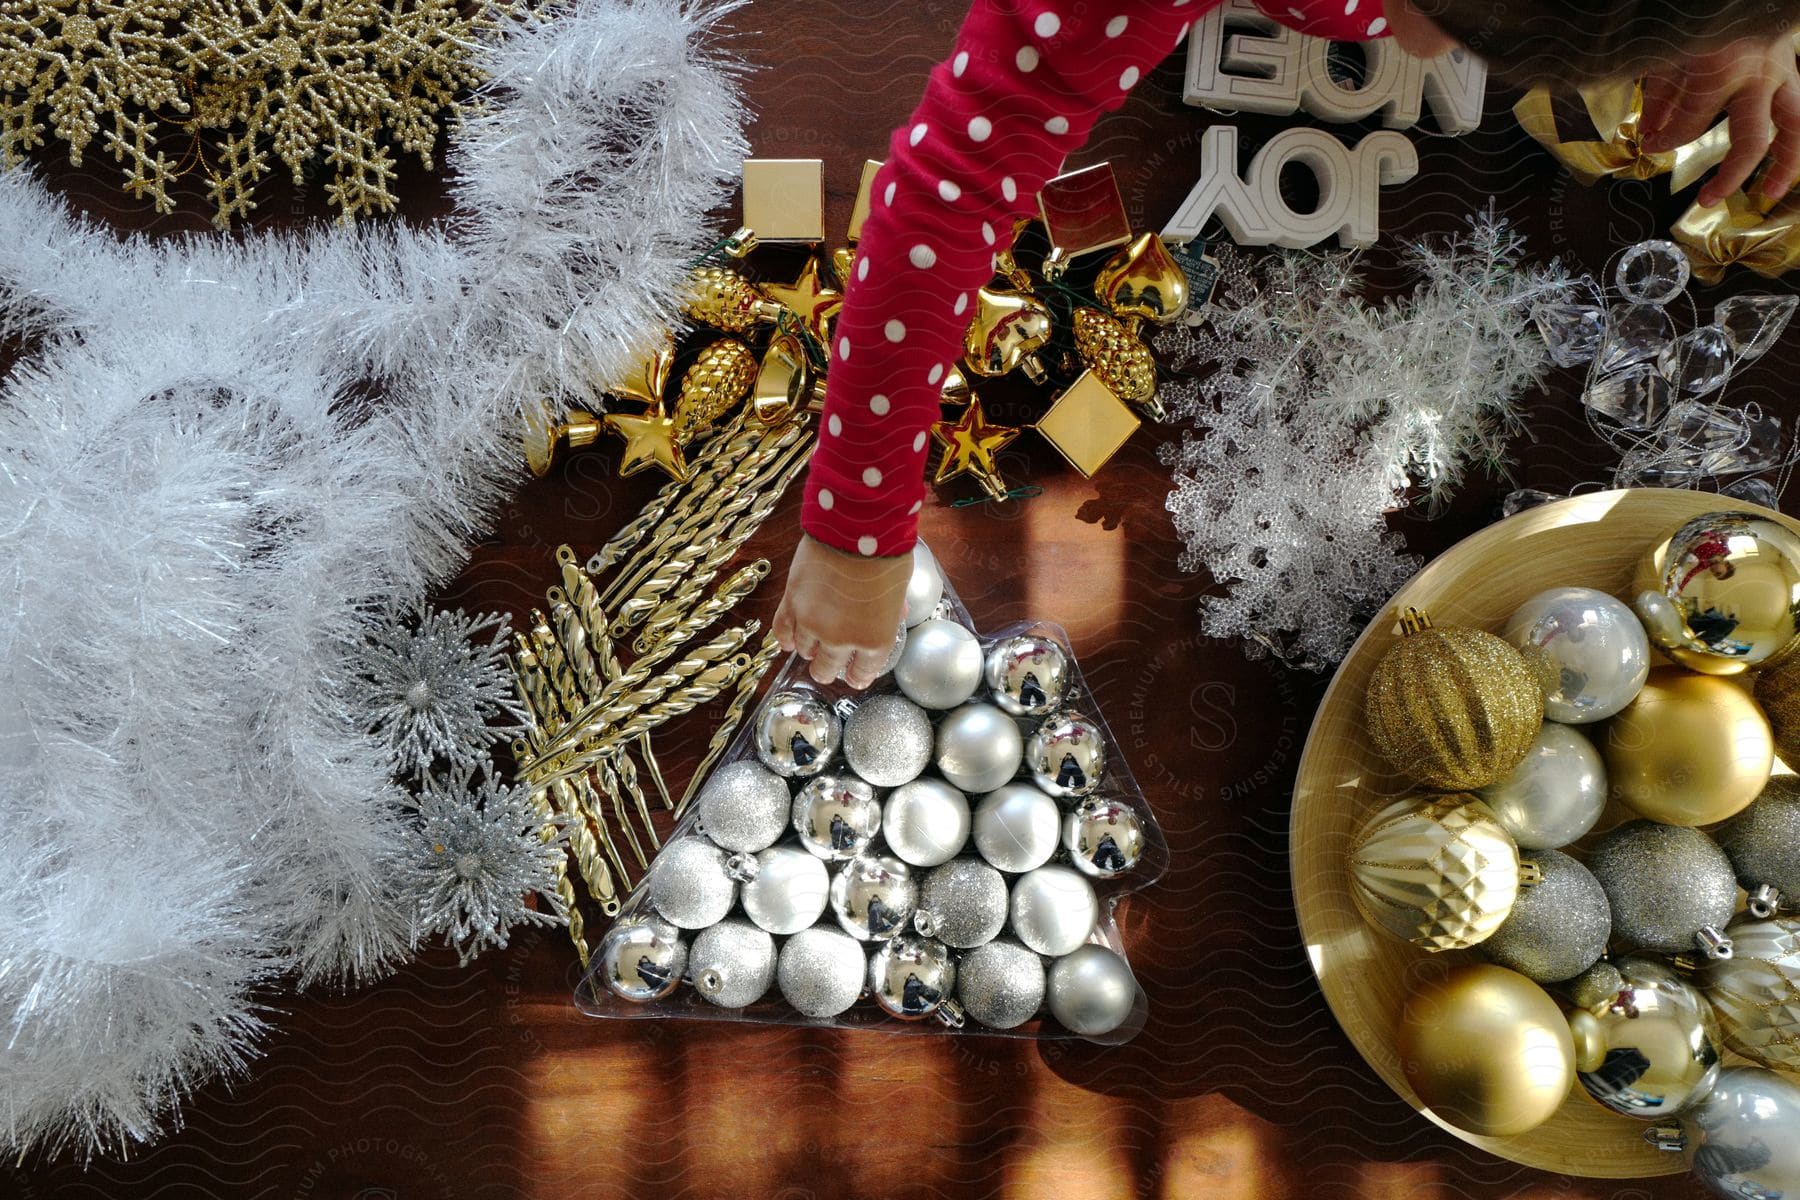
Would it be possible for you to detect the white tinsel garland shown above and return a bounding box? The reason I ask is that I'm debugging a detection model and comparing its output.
[0,0,748,1158]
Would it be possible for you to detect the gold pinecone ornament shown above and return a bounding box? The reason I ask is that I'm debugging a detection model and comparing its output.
[1072,307,1156,406]
[673,339,759,442]
[1365,609,1544,792]
[682,265,783,334]
[1349,793,1521,951]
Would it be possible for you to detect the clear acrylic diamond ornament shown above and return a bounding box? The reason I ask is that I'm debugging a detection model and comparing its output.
[1722,476,1782,511]
[1614,239,1691,305]
[1596,303,1673,373]
[1533,303,1606,368]
[1716,294,1799,361]
[1666,402,1786,476]
[1655,324,1731,396]
[1583,362,1671,429]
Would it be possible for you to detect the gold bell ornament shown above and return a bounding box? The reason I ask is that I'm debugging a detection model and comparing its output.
[1397,963,1576,1137]
[751,329,821,427]
[962,284,1052,381]
[1364,609,1543,792]
[1602,667,1772,826]
[1093,232,1190,325]
[1348,793,1521,951]
[1632,511,1800,674]
[522,406,604,478]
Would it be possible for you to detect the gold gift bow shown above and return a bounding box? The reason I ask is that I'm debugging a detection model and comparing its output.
[1673,187,1800,283]
[1513,78,1732,193]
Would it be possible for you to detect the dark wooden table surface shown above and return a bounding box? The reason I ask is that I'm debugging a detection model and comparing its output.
[14,2,1800,1197]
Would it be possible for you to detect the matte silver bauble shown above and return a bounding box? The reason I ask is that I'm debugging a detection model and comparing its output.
[1503,586,1651,723]
[956,938,1045,1030]
[690,918,777,1008]
[1483,850,1611,984]
[830,851,916,941]
[740,844,831,935]
[972,783,1061,873]
[647,836,739,929]
[1656,1067,1800,1199]
[842,693,934,787]
[1569,955,1723,1119]
[1588,820,1738,959]
[917,858,1009,948]
[1476,721,1607,851]
[1047,943,1137,1037]
[1010,864,1099,956]
[869,933,956,1020]
[694,759,792,853]
[882,778,971,868]
[777,926,867,1018]
[904,541,944,628]
[1063,797,1144,879]
[984,633,1071,717]
[754,689,840,778]
[791,773,882,862]
[935,702,1024,793]
[599,916,688,1002]
[895,618,985,710]
[1027,710,1106,799]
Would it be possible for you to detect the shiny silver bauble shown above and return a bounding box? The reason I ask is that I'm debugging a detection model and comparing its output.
[984,633,1071,717]
[956,938,1045,1030]
[830,851,916,941]
[1047,943,1137,1037]
[869,933,956,1020]
[740,844,831,935]
[791,773,882,862]
[1010,864,1099,956]
[971,783,1062,873]
[694,759,792,853]
[1569,955,1723,1119]
[895,618,985,710]
[935,702,1024,794]
[599,915,688,1002]
[842,693,934,787]
[882,777,971,868]
[754,689,840,778]
[904,541,944,628]
[690,918,777,1008]
[1503,586,1651,723]
[777,925,867,1018]
[1063,796,1144,879]
[1027,710,1107,799]
[1657,1066,1800,1199]
[917,858,1009,948]
[1476,721,1607,851]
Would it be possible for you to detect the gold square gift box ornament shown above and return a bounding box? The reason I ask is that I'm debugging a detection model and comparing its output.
[1034,370,1142,479]
[740,159,826,243]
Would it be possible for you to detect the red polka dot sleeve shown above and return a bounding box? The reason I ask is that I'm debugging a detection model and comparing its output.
[801,0,1390,559]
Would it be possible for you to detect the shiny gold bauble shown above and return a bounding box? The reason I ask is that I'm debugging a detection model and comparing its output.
[1753,654,1800,768]
[1093,232,1190,324]
[1364,611,1544,792]
[1397,963,1576,1137]
[671,338,757,442]
[963,284,1052,377]
[1349,794,1520,951]
[1071,308,1156,406]
[1602,668,1772,826]
[1632,511,1800,674]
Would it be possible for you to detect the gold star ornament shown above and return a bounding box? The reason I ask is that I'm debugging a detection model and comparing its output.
[761,256,843,348]
[931,397,1021,502]
[604,402,689,482]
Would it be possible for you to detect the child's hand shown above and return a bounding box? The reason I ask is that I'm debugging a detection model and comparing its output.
[1642,31,1800,206]
[772,534,910,689]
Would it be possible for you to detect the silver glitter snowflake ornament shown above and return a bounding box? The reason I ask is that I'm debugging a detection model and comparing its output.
[360,605,525,781]
[411,765,569,965]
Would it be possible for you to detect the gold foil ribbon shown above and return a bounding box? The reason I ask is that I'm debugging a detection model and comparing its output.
[1674,189,1800,284]
[1513,78,1730,193]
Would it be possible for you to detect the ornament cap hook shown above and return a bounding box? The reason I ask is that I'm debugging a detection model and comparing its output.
[1695,925,1734,960]
[1748,882,1783,918]
[1644,1124,1687,1153]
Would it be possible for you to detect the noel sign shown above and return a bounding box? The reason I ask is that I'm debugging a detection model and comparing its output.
[1164,0,1487,248]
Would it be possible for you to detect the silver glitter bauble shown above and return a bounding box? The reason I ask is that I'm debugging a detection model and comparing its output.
[1482,850,1611,984]
[1662,1067,1800,1200]
[984,634,1071,717]
[647,836,739,929]
[935,702,1024,794]
[1010,864,1099,956]
[895,618,985,710]
[791,773,882,862]
[869,933,956,1020]
[777,926,867,1018]
[972,783,1061,872]
[842,693,933,787]
[1588,820,1737,959]
[882,778,971,868]
[1569,961,1627,1010]
[1503,586,1651,723]
[694,759,792,853]
[1047,943,1137,1037]
[599,916,688,1002]
[1027,710,1107,799]
[1063,797,1144,879]
[1704,916,1800,1071]
[917,858,1009,948]
[741,844,831,935]
[1476,722,1607,851]
[754,689,840,778]
[1571,955,1723,1119]
[1717,777,1800,917]
[830,851,916,941]
[904,541,944,628]
[956,938,1045,1029]
[690,918,777,1008]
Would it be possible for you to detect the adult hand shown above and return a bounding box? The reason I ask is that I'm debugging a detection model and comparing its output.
[771,533,910,689]
[1643,31,1800,206]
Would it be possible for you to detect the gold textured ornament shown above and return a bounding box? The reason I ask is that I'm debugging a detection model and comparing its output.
[1364,609,1543,792]
[1674,188,1800,284]
[760,256,843,348]
[1094,233,1190,325]
[963,284,1052,380]
[1072,307,1158,408]
[750,329,818,427]
[1602,668,1772,826]
[1034,370,1141,479]
[931,397,1021,502]
[1704,916,1800,1071]
[1633,511,1800,673]
[1755,653,1800,768]
[1397,964,1575,1137]
[682,265,786,334]
[671,339,757,443]
[1348,794,1520,951]
[523,407,604,478]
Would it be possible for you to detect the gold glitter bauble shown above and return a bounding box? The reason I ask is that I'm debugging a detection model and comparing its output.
[1397,964,1574,1137]
[1364,611,1543,792]
[1603,667,1772,826]
[1072,307,1156,406]
[1631,511,1800,675]
[672,339,757,443]
[1348,793,1520,951]
[1705,916,1800,1071]
[1754,654,1800,767]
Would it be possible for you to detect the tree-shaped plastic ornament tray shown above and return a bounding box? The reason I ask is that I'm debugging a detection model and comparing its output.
[575,546,1168,1042]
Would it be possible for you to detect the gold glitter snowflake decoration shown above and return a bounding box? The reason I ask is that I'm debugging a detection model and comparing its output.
[0,0,511,226]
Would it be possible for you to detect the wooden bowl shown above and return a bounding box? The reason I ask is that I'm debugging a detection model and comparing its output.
[1291,488,1800,1177]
